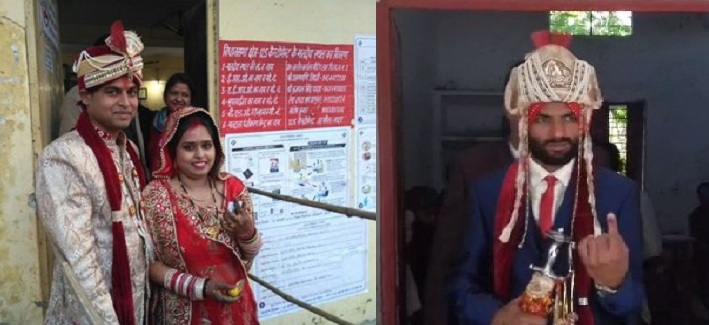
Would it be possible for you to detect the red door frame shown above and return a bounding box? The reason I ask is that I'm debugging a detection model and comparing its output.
[377,1,709,324]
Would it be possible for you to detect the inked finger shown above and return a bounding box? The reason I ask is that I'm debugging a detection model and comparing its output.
[606,213,619,235]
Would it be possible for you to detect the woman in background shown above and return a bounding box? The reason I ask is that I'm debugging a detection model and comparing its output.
[147,72,195,172]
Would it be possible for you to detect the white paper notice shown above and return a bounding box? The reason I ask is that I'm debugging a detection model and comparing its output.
[354,35,377,213]
[355,126,376,212]
[38,0,59,49]
[225,128,368,319]
[354,36,376,125]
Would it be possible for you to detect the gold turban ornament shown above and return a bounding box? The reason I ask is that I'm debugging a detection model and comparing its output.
[73,20,144,90]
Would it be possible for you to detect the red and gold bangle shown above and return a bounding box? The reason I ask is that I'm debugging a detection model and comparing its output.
[163,268,207,301]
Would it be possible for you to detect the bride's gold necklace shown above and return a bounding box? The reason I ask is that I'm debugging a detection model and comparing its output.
[177,176,220,238]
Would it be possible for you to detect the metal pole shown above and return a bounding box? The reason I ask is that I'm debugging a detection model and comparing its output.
[247,187,377,221]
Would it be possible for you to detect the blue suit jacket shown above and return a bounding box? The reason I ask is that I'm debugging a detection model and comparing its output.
[448,166,644,325]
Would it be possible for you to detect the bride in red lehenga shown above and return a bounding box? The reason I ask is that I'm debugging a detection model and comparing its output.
[142,106,262,325]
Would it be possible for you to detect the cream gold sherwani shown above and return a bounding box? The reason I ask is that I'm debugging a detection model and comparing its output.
[36,130,152,324]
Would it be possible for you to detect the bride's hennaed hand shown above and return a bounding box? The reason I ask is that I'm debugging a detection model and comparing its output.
[204,279,239,303]
[222,202,255,239]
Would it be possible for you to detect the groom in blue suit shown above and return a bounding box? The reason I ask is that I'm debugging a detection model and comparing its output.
[448,31,644,325]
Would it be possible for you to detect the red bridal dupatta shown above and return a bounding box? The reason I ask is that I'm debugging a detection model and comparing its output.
[143,107,260,324]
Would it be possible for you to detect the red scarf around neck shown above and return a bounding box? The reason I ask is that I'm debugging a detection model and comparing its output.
[493,160,595,325]
[75,111,145,325]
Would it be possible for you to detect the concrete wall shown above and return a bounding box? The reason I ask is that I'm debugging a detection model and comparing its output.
[0,0,62,322]
[398,10,709,234]
[217,1,376,324]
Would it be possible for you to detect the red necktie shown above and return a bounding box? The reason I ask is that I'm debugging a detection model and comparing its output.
[539,175,557,237]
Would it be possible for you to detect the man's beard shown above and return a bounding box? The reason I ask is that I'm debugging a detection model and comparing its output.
[529,136,579,167]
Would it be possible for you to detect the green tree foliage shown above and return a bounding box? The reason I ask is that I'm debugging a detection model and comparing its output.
[550,11,592,35]
[550,11,632,36]
[610,105,629,121]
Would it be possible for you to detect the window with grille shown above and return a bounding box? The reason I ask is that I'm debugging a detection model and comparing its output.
[549,11,632,36]
[609,105,628,174]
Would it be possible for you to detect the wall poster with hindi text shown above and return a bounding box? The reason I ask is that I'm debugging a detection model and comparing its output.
[219,40,355,134]
[219,40,373,319]
[224,128,368,319]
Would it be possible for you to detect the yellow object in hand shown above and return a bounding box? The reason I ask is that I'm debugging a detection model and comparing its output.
[228,286,242,297]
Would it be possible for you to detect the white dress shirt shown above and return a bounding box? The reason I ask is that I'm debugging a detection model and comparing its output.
[528,157,575,226]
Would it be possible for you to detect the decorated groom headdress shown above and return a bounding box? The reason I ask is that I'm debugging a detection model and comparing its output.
[493,31,604,325]
[499,30,604,244]
[73,20,144,91]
